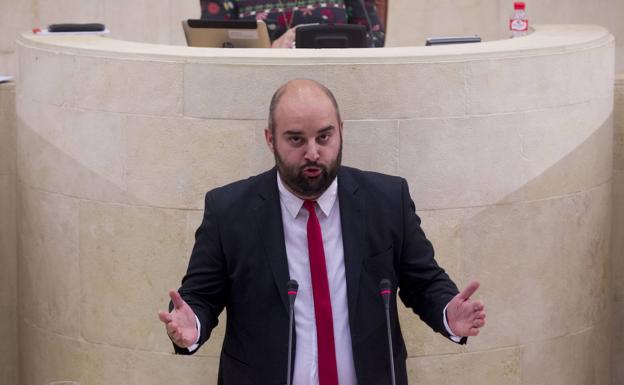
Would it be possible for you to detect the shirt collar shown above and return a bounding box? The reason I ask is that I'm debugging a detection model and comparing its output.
[277,172,338,219]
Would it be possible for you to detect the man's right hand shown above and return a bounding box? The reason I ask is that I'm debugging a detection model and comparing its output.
[271,27,296,48]
[158,289,198,348]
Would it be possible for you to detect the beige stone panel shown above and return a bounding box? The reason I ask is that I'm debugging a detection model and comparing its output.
[16,43,74,106]
[169,0,201,45]
[342,119,399,176]
[398,116,524,210]
[0,52,18,77]
[416,209,464,285]
[70,55,184,116]
[0,174,17,385]
[101,346,220,385]
[521,320,610,385]
[514,107,613,205]
[325,62,466,120]
[183,63,327,119]
[616,1,624,73]
[79,200,196,352]
[18,184,81,338]
[612,170,624,303]
[466,44,614,115]
[35,0,105,26]
[252,120,280,175]
[406,346,522,385]
[386,0,500,47]
[0,83,16,176]
[399,208,465,356]
[612,302,624,385]
[397,100,612,210]
[460,184,610,351]
[560,184,611,335]
[20,320,219,385]
[16,99,129,203]
[0,315,18,384]
[124,115,256,209]
[615,76,624,171]
[542,0,615,24]
[104,0,170,44]
[0,174,17,308]
[19,320,82,385]
[0,0,35,53]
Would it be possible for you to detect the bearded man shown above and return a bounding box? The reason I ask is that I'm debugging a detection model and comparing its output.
[158,79,486,385]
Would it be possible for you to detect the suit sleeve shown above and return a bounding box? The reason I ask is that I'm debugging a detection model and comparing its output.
[170,191,229,354]
[396,178,466,344]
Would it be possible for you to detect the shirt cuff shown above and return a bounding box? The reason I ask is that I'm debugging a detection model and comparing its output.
[186,314,201,352]
[443,303,462,343]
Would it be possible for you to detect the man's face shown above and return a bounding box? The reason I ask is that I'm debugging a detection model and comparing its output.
[265,87,343,200]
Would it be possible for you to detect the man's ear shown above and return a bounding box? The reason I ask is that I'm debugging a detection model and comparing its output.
[265,128,275,153]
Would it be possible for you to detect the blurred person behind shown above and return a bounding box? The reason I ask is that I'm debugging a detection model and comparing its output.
[199,0,385,47]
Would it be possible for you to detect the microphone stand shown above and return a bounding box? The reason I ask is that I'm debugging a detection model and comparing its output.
[380,279,396,385]
[286,280,299,385]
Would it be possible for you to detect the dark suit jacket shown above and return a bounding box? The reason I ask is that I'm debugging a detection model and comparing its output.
[173,166,464,385]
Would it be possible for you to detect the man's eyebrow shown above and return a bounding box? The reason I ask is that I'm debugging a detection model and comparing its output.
[318,125,336,134]
[282,125,335,136]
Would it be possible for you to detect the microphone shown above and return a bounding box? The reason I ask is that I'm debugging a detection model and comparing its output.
[286,279,299,385]
[357,0,376,47]
[379,279,396,385]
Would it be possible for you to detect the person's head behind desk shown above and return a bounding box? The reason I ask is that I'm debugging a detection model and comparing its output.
[264,79,344,200]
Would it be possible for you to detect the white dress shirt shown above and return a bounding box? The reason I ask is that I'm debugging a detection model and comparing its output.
[277,174,357,385]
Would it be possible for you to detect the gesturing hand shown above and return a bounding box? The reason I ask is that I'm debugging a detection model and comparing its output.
[158,289,198,348]
[446,281,486,337]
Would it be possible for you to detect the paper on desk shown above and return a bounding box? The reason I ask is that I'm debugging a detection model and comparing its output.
[0,75,13,83]
[32,28,110,36]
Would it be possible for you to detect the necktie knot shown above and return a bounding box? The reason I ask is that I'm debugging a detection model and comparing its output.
[303,200,316,214]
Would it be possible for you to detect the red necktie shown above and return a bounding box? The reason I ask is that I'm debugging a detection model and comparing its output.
[303,200,339,385]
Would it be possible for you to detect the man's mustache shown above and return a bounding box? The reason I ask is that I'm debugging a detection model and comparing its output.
[300,162,326,170]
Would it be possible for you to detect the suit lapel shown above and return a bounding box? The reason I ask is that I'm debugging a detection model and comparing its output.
[253,168,291,313]
[338,167,366,323]
[252,167,366,316]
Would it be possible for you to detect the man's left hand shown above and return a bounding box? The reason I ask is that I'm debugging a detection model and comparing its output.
[446,281,486,337]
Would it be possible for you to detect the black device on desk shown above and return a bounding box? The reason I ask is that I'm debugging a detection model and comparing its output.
[425,36,482,46]
[295,24,367,48]
[48,23,106,32]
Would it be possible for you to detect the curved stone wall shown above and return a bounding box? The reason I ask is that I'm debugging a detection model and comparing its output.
[613,75,624,385]
[15,25,614,385]
[0,83,18,385]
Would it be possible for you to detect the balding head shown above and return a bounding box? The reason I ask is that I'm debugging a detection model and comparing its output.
[263,79,343,199]
[267,79,342,135]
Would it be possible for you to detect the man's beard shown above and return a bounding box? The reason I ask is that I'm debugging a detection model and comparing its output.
[274,142,342,199]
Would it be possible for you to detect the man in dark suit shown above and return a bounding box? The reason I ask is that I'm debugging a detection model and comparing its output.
[158,79,486,385]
